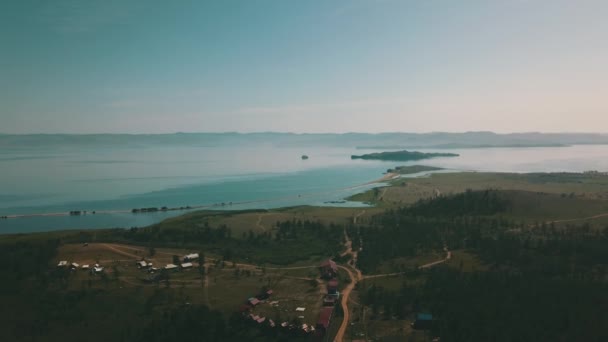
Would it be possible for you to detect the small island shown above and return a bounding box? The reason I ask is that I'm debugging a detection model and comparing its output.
[351,150,459,161]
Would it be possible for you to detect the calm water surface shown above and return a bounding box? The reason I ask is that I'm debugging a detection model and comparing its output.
[2,144,608,233]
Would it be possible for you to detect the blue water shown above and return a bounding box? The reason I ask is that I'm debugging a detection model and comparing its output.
[3,141,608,234]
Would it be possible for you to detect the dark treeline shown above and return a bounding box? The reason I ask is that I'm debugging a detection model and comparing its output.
[360,268,608,342]
[59,219,343,265]
[354,189,608,341]
[406,189,510,218]
[356,190,515,273]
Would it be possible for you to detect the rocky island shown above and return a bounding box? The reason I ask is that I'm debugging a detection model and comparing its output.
[351,150,459,161]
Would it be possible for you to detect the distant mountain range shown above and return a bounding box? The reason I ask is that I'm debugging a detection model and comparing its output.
[1,132,608,149]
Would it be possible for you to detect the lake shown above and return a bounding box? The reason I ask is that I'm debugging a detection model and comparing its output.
[2,139,608,234]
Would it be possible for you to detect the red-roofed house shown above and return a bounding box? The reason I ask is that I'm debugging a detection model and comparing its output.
[316,307,334,333]
[319,259,338,279]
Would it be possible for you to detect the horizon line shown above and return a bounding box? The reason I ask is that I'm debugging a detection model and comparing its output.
[2,131,608,136]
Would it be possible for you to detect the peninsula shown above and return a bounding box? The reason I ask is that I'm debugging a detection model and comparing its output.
[351,150,459,161]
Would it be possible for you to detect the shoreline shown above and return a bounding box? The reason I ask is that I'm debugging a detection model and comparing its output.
[1,172,399,220]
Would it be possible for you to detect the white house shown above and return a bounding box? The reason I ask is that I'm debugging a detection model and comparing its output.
[183,253,199,262]
[165,264,178,270]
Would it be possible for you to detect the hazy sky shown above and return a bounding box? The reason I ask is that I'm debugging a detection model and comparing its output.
[2,0,608,134]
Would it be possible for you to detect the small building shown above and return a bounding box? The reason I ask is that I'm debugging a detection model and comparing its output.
[319,259,338,279]
[180,262,193,269]
[295,307,306,312]
[316,307,334,333]
[136,260,148,268]
[412,313,434,330]
[256,317,266,324]
[81,264,90,270]
[57,260,68,267]
[328,279,339,295]
[183,253,199,262]
[249,297,260,306]
[93,266,104,273]
[71,262,80,269]
[165,264,178,271]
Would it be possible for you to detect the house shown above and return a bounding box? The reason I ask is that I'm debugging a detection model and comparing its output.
[57,260,68,267]
[180,262,193,269]
[183,253,199,262]
[81,264,90,270]
[165,264,178,271]
[327,279,339,295]
[93,266,104,273]
[136,260,148,268]
[248,297,260,306]
[316,307,334,332]
[319,259,338,279]
[412,313,434,330]
[295,307,306,312]
[71,262,80,269]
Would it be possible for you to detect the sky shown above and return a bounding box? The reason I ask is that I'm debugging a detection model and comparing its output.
[1,0,608,134]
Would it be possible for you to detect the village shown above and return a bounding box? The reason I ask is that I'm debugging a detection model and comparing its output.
[51,236,443,342]
[52,242,362,339]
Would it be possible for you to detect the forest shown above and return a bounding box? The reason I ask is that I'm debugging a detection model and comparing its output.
[355,189,608,341]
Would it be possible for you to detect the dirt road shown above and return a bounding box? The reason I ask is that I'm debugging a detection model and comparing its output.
[335,265,360,342]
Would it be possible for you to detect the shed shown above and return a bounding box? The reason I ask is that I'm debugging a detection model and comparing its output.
[71,262,80,268]
[183,253,199,262]
[81,264,90,270]
[136,260,148,268]
[165,264,178,270]
[249,298,260,306]
[57,261,68,267]
[181,262,193,269]
[93,266,104,273]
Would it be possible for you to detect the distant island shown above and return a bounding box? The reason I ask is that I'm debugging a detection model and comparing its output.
[351,150,459,161]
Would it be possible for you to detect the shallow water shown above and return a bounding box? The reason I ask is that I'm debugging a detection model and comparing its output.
[2,142,608,233]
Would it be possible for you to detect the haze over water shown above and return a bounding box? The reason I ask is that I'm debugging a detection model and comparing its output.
[2,134,608,234]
